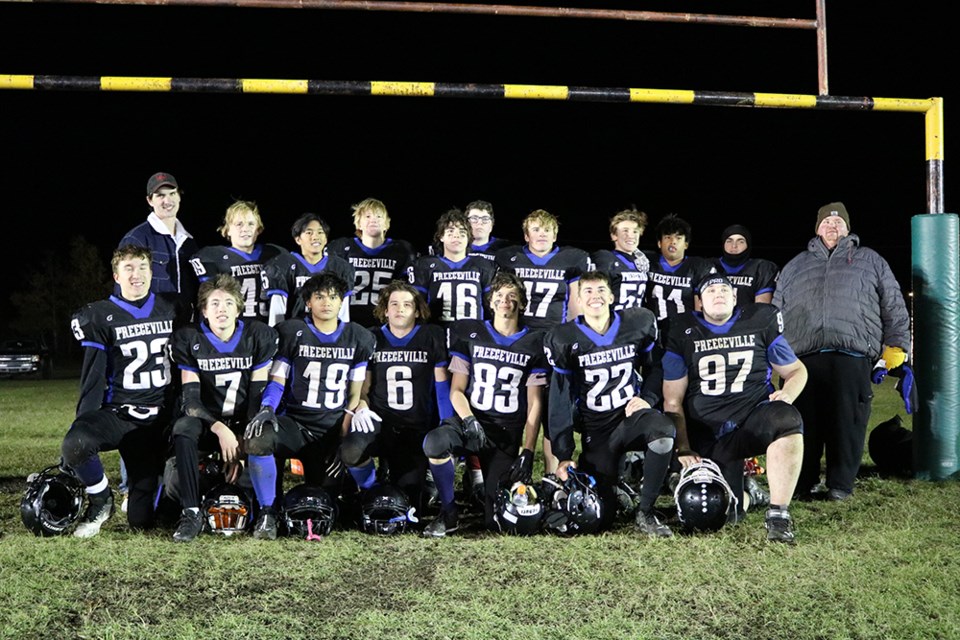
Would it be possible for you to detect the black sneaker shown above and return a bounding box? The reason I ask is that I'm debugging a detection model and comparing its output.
[422,508,459,538]
[173,508,204,543]
[765,507,796,544]
[745,476,770,510]
[827,488,852,501]
[74,489,115,539]
[253,507,278,540]
[635,510,673,538]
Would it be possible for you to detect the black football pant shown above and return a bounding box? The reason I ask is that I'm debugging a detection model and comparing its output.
[61,407,166,529]
[422,417,522,529]
[341,424,430,514]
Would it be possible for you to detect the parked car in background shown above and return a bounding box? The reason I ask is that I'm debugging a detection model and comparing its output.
[0,337,53,379]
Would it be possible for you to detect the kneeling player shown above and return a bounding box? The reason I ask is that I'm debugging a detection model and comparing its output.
[340,281,453,514]
[422,272,548,537]
[662,274,806,543]
[546,270,677,537]
[168,274,278,542]
[62,245,183,537]
[243,272,376,539]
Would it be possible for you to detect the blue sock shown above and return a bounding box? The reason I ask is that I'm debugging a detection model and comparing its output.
[248,455,277,509]
[348,459,377,490]
[73,456,105,487]
[429,459,457,511]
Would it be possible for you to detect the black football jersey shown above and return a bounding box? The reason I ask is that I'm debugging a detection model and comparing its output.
[645,255,716,323]
[494,245,590,330]
[411,255,497,326]
[327,237,417,328]
[591,249,652,312]
[545,307,659,432]
[448,319,548,431]
[70,293,179,408]
[171,320,278,421]
[262,252,355,321]
[663,304,794,435]
[367,323,448,430]
[714,257,779,303]
[272,319,376,434]
[189,244,288,323]
[469,237,512,261]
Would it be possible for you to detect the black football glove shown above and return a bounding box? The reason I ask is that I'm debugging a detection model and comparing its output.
[889,364,918,414]
[462,415,489,450]
[244,406,278,440]
[508,448,535,484]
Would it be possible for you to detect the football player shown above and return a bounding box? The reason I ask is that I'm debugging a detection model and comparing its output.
[495,209,590,474]
[168,274,278,542]
[411,209,497,327]
[465,200,511,260]
[340,281,453,512]
[262,212,355,325]
[62,245,184,537]
[327,198,417,328]
[714,224,779,304]
[591,207,653,312]
[243,272,377,539]
[421,272,548,536]
[662,274,807,543]
[645,213,715,330]
[546,270,677,537]
[189,200,287,324]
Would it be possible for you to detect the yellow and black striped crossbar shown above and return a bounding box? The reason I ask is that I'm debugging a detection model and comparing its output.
[0,74,944,209]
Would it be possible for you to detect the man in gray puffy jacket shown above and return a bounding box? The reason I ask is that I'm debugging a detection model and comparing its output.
[772,202,910,501]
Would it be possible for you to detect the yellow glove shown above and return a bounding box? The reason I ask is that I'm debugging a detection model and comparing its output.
[882,346,907,369]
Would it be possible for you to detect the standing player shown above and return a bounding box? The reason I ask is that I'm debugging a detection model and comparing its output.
[189,200,287,324]
[495,209,590,473]
[328,198,417,328]
[411,209,497,327]
[546,270,677,537]
[421,272,548,536]
[168,274,278,543]
[465,200,511,260]
[62,245,182,537]
[591,207,653,312]
[714,224,778,304]
[340,281,453,512]
[262,212,355,325]
[242,272,377,539]
[645,213,715,330]
[662,274,806,542]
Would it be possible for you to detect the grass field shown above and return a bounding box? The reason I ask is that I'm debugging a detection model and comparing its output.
[1,377,958,640]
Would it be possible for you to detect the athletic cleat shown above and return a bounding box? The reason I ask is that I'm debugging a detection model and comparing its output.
[765,508,796,544]
[745,476,770,510]
[253,507,278,540]
[73,489,115,539]
[172,508,204,543]
[827,488,852,501]
[422,509,459,538]
[635,510,673,538]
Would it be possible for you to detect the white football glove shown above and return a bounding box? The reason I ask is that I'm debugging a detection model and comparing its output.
[350,407,382,434]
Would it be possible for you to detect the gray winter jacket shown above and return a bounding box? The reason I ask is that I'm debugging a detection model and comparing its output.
[772,234,910,360]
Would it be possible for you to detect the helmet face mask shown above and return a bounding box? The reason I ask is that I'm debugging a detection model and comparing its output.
[360,484,415,534]
[282,483,337,539]
[540,470,603,535]
[494,481,544,535]
[202,483,252,536]
[21,465,86,537]
[674,458,738,533]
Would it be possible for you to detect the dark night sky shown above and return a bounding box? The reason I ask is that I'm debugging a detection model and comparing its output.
[0,1,953,326]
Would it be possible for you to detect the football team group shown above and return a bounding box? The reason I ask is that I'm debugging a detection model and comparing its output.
[22,171,912,545]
